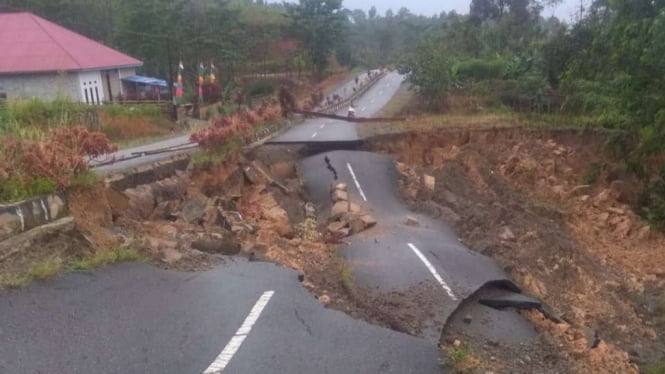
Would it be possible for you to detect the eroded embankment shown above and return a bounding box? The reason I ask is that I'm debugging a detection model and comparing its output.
[365,127,665,373]
[57,146,407,333]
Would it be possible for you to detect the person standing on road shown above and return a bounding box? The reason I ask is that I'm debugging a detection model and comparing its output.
[348,104,356,118]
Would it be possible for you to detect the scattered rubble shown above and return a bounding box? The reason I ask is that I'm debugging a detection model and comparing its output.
[325,183,377,238]
[367,128,665,373]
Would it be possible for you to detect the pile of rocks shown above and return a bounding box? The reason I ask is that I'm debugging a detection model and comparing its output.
[327,183,377,237]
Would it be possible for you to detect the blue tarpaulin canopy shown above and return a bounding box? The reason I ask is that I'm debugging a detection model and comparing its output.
[121,75,168,88]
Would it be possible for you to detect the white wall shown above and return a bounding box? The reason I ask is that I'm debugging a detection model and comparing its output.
[0,72,81,101]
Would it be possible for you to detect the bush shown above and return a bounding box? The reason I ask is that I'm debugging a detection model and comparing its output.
[102,104,162,118]
[6,98,88,128]
[0,126,116,203]
[247,80,276,98]
[638,165,665,230]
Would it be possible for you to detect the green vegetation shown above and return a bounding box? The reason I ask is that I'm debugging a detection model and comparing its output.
[69,248,143,271]
[190,141,240,168]
[103,104,163,118]
[447,345,470,365]
[0,176,57,204]
[440,343,480,373]
[285,0,345,77]
[3,0,664,227]
[1,273,31,289]
[29,258,63,280]
[69,170,100,188]
[581,163,606,185]
[395,0,665,229]
[0,248,144,290]
[646,362,665,374]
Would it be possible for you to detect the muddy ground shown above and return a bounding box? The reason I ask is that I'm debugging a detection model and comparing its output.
[3,122,663,373]
[366,127,664,373]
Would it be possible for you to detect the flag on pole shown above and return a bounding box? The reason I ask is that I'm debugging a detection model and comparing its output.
[175,61,184,99]
[197,62,205,102]
[197,63,205,86]
[209,61,217,84]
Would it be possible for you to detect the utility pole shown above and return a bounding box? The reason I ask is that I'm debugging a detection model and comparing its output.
[165,38,177,121]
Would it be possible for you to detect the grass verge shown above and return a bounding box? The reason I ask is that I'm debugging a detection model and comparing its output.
[440,343,481,374]
[1,247,144,290]
[69,247,144,271]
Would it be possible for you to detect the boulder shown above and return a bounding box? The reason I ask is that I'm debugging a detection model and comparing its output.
[243,166,261,184]
[405,216,419,227]
[181,196,207,223]
[258,194,279,209]
[499,226,516,241]
[637,225,651,241]
[423,174,436,191]
[349,217,366,234]
[607,207,626,215]
[263,206,289,224]
[616,218,633,237]
[349,202,362,213]
[328,221,348,234]
[124,185,156,220]
[569,185,592,197]
[332,189,349,202]
[331,201,349,218]
[0,213,23,241]
[191,237,241,255]
[150,200,181,221]
[333,183,348,192]
[360,214,377,229]
[439,207,461,225]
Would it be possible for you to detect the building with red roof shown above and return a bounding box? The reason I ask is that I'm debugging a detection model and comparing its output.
[0,12,142,104]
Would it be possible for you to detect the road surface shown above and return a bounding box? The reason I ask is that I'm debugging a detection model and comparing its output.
[0,262,441,374]
[299,150,537,342]
[1,68,544,373]
[93,71,379,174]
[268,72,403,145]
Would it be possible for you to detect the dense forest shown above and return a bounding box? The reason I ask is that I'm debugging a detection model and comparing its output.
[1,0,664,223]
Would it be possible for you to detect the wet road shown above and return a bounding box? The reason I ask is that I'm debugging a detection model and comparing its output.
[299,150,527,342]
[92,72,383,174]
[0,261,441,374]
[268,72,403,145]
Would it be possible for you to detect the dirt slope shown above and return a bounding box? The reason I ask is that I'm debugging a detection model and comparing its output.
[367,127,664,373]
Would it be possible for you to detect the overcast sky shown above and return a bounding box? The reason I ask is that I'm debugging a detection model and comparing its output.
[271,1,582,22]
[344,0,580,20]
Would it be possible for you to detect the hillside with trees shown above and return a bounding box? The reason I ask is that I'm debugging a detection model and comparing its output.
[1,0,664,225]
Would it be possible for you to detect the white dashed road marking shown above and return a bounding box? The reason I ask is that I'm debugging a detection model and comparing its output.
[346,163,368,202]
[319,124,325,129]
[203,291,275,373]
[407,243,458,301]
[311,132,318,138]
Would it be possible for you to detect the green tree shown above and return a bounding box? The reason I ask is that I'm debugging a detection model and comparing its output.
[285,0,345,77]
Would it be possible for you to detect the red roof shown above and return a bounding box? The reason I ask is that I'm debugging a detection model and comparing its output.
[0,12,142,74]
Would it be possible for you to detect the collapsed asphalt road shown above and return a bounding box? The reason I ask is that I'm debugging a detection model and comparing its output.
[0,69,551,373]
[0,261,441,374]
[91,72,375,175]
[268,72,403,145]
[299,150,541,343]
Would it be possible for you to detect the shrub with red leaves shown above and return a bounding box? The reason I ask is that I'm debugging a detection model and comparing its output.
[190,104,281,150]
[0,126,116,191]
